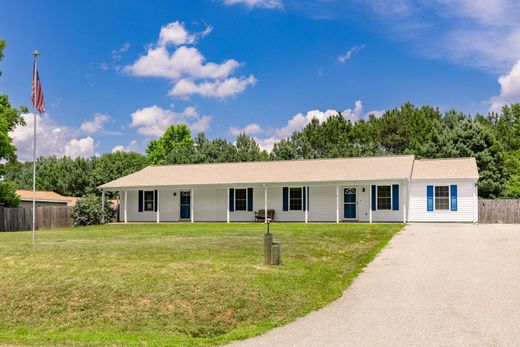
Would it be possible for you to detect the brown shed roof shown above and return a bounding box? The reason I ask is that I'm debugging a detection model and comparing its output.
[16,190,78,206]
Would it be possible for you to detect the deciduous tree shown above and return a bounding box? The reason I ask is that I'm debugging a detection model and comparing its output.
[0,40,27,207]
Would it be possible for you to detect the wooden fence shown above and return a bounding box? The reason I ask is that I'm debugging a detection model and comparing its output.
[479,199,520,224]
[0,206,74,232]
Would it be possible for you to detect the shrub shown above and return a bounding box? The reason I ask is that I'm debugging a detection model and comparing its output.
[0,181,20,207]
[71,194,116,227]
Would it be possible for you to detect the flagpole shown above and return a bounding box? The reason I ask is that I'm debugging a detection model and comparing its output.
[32,49,40,245]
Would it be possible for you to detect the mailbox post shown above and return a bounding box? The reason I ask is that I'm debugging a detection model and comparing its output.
[264,220,273,265]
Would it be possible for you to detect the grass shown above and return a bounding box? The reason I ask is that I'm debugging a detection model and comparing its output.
[0,223,402,346]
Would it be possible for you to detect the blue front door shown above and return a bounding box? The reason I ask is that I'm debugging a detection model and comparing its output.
[180,191,191,219]
[344,188,357,219]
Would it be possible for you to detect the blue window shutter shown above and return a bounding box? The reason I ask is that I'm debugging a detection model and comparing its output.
[229,188,235,212]
[283,187,289,211]
[138,190,144,212]
[392,184,399,211]
[247,188,253,211]
[154,190,158,212]
[302,187,306,211]
[371,185,376,211]
[427,185,434,212]
[450,185,458,211]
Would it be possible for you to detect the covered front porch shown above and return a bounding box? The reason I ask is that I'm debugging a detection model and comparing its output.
[102,181,408,224]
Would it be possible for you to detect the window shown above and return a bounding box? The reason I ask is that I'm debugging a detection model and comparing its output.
[144,191,154,211]
[289,187,303,211]
[377,186,391,210]
[235,189,247,211]
[435,186,449,210]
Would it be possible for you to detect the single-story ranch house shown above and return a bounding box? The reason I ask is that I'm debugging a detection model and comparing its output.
[99,155,479,223]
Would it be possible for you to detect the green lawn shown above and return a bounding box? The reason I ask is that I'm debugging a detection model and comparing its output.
[0,223,402,346]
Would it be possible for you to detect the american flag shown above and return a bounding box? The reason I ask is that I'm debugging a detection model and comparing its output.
[32,61,45,113]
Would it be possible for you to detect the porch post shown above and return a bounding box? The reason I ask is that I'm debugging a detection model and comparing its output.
[473,181,478,224]
[101,190,105,224]
[369,186,373,223]
[304,186,308,223]
[227,188,230,223]
[336,185,340,223]
[402,181,407,223]
[190,189,194,223]
[264,185,268,223]
[156,190,160,223]
[117,191,121,223]
[124,190,128,224]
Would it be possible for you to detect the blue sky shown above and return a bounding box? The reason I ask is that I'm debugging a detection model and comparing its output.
[2,0,520,159]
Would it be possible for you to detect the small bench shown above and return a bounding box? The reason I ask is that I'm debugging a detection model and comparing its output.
[255,209,275,222]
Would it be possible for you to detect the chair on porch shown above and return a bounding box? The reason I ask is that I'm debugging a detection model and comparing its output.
[255,209,275,222]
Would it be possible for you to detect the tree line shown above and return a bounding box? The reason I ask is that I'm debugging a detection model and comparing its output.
[3,102,520,204]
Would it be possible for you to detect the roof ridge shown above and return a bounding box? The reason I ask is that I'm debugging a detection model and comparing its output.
[415,157,476,161]
[147,154,416,169]
[16,189,62,194]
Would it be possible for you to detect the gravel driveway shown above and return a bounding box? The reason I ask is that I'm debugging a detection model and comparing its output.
[229,223,520,346]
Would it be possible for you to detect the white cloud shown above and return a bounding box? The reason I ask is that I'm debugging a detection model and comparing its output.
[158,21,212,46]
[80,113,111,134]
[342,100,364,121]
[365,109,385,118]
[223,0,283,9]
[124,21,255,99]
[361,0,520,72]
[253,109,339,151]
[160,21,196,46]
[247,100,381,151]
[228,123,264,136]
[111,145,126,153]
[129,105,211,137]
[112,140,140,153]
[337,44,365,63]
[169,75,257,99]
[112,42,130,61]
[100,62,109,71]
[64,137,95,158]
[489,59,520,112]
[11,113,97,160]
[254,137,278,152]
[190,116,212,133]
[363,0,414,17]
[125,46,240,80]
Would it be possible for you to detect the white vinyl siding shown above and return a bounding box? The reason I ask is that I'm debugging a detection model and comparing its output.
[370,182,404,222]
[409,180,476,222]
[117,180,476,223]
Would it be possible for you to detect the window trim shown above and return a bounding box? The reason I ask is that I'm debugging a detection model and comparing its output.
[434,185,450,211]
[289,187,304,211]
[234,188,248,212]
[376,185,392,211]
[143,190,155,212]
